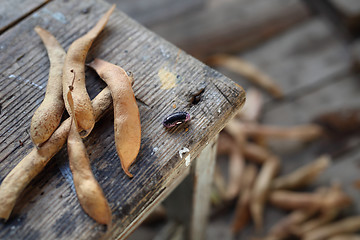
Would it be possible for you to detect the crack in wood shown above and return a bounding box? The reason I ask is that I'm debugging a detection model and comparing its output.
[212,82,232,106]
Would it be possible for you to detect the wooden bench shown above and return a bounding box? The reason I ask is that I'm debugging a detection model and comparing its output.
[0,0,245,239]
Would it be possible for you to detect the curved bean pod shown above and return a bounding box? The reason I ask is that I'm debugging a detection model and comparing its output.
[62,5,115,137]
[88,58,141,178]
[67,89,111,225]
[30,26,66,147]
[0,88,112,221]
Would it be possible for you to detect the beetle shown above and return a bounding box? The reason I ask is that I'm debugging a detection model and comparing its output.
[163,112,191,128]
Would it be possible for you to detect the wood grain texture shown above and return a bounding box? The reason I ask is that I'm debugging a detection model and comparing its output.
[151,0,310,59]
[189,138,217,240]
[106,0,205,26]
[0,0,245,239]
[161,138,218,240]
[0,0,49,34]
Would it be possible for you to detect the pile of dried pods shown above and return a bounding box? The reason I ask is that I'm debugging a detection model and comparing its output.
[0,4,141,226]
[213,88,360,239]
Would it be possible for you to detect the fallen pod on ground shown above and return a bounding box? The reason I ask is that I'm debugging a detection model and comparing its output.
[163,112,191,128]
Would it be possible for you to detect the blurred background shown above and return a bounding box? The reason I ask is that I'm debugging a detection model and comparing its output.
[106,0,360,239]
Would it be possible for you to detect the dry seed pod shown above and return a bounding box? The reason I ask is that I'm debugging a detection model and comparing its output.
[88,58,141,177]
[226,149,245,201]
[235,88,264,122]
[231,164,257,234]
[269,190,323,210]
[266,208,318,240]
[62,5,115,137]
[272,155,331,190]
[328,235,360,240]
[303,216,360,240]
[250,157,280,231]
[0,88,112,221]
[67,89,111,225]
[217,131,236,155]
[295,208,339,236]
[242,123,324,142]
[242,141,275,164]
[224,119,246,145]
[30,26,66,147]
[269,184,351,211]
[206,54,283,98]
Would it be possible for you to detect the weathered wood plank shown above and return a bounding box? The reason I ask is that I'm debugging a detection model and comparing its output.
[0,0,245,239]
[106,0,205,26]
[151,0,310,59]
[0,0,49,34]
[331,0,360,36]
[189,138,217,240]
[215,19,350,99]
[331,0,360,18]
[262,74,360,126]
[304,0,360,39]
[162,138,217,240]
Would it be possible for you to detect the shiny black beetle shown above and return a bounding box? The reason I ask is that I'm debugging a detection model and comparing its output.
[163,112,191,128]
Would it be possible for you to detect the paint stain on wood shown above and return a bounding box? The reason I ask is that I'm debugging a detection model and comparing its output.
[158,68,177,89]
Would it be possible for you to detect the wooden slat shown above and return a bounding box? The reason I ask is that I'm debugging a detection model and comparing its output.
[151,0,310,59]
[0,0,49,34]
[0,0,245,239]
[189,138,217,240]
[162,137,217,240]
[215,19,351,99]
[262,74,360,126]
[106,0,205,26]
[331,0,360,21]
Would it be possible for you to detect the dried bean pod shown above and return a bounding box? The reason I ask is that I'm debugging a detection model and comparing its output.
[88,58,141,178]
[67,89,111,225]
[62,5,115,137]
[30,26,66,147]
[0,88,112,221]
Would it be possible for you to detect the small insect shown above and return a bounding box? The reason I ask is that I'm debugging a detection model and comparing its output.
[163,112,191,128]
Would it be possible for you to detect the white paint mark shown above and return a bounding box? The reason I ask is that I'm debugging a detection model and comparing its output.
[185,154,191,167]
[58,163,76,193]
[160,46,170,58]
[179,147,191,166]
[151,147,159,156]
[40,8,67,24]
[9,74,44,90]
[218,108,221,114]
[52,12,67,24]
